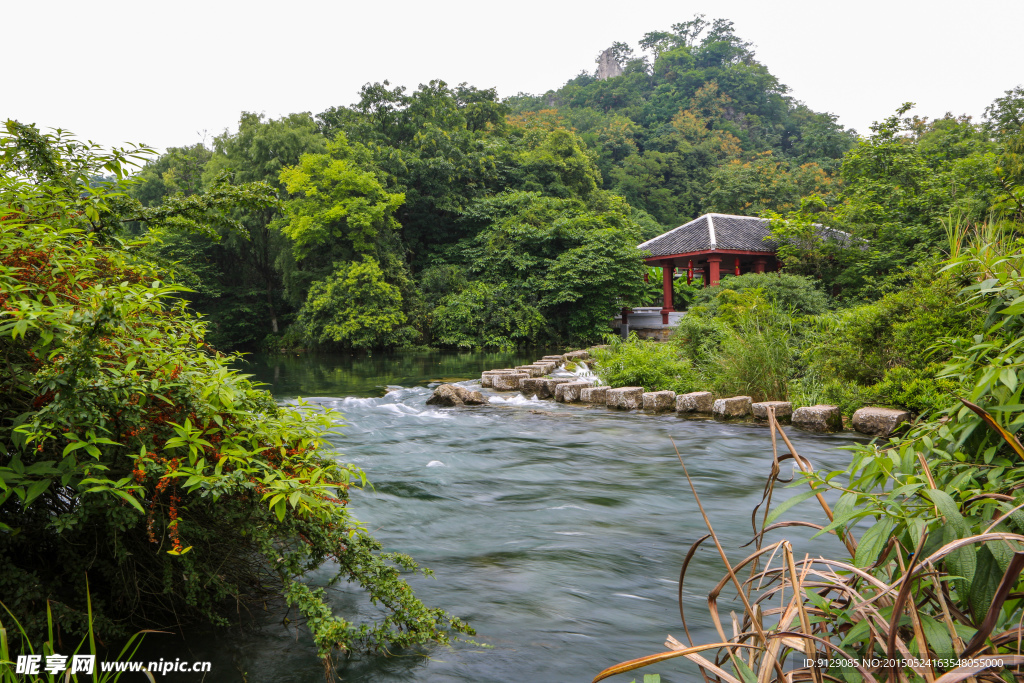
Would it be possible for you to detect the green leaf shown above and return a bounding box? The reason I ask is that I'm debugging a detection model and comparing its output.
[112,489,145,514]
[854,517,894,568]
[765,488,819,525]
[23,479,50,507]
[969,545,1003,623]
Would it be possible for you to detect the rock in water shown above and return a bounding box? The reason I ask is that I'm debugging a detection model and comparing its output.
[752,401,792,423]
[676,391,714,414]
[426,383,486,407]
[792,405,842,432]
[713,396,753,419]
[852,407,911,436]
[642,390,676,412]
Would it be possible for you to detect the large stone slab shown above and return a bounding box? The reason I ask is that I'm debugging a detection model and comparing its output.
[581,386,608,404]
[792,405,842,432]
[677,391,714,414]
[554,381,593,403]
[752,401,792,423]
[481,369,518,387]
[541,355,565,362]
[426,384,486,407]
[492,372,529,391]
[713,396,752,420]
[607,386,644,410]
[534,361,558,374]
[565,350,590,361]
[515,365,548,378]
[642,390,677,412]
[521,377,573,399]
[852,407,912,436]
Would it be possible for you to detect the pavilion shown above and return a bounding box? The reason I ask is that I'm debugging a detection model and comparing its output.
[632,213,782,325]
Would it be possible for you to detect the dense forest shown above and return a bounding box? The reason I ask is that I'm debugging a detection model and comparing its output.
[120,16,1022,353]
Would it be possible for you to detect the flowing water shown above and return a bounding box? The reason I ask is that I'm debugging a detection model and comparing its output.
[149,350,865,682]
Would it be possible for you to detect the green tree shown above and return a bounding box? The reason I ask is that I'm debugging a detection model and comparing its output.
[298,257,416,349]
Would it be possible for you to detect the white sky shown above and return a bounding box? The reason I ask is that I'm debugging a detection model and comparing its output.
[6,0,1023,154]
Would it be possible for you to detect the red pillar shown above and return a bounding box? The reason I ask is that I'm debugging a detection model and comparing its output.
[708,257,722,286]
[734,257,741,276]
[754,258,766,274]
[660,259,674,324]
[687,259,693,285]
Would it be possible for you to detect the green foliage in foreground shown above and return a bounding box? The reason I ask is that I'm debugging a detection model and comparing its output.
[0,125,470,663]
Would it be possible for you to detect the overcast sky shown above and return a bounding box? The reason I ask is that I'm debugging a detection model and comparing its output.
[6,0,1022,154]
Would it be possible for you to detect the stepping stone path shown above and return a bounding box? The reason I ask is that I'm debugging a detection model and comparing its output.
[469,348,913,439]
[713,396,752,419]
[792,405,842,433]
[852,407,911,436]
[677,391,713,414]
[642,390,676,412]
[752,401,792,423]
[607,387,644,410]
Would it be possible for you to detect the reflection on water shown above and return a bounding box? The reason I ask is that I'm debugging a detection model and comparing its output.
[143,351,865,683]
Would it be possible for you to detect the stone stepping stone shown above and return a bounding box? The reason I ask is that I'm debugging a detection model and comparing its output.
[607,387,644,410]
[554,381,593,403]
[852,407,911,436]
[713,396,752,420]
[677,391,713,414]
[792,405,842,432]
[752,401,792,423]
[642,390,676,412]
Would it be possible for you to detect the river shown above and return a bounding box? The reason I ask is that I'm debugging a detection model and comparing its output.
[149,350,865,683]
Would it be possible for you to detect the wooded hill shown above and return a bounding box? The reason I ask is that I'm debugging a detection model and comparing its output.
[125,16,1023,351]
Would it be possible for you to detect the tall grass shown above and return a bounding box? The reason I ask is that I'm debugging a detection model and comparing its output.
[1,586,155,683]
[591,333,698,393]
[711,295,795,402]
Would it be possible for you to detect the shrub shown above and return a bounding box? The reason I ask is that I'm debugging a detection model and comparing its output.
[689,272,829,316]
[591,333,698,393]
[801,263,981,398]
[671,311,728,374]
[430,281,545,349]
[298,256,419,349]
[710,294,796,401]
[0,125,470,663]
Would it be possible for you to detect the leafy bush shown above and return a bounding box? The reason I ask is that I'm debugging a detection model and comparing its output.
[689,272,829,316]
[671,311,728,374]
[801,263,980,398]
[0,125,469,663]
[430,281,545,349]
[591,333,698,393]
[298,256,419,349]
[710,293,796,401]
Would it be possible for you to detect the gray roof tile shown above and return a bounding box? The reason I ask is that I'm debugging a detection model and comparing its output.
[638,213,854,257]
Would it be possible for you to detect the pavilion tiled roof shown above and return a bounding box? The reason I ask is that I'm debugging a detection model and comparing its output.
[637,213,853,258]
